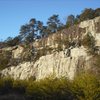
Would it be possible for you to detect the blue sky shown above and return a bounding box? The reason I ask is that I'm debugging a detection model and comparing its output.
[0,0,100,41]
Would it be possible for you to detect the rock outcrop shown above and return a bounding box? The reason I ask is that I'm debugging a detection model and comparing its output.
[0,17,100,80]
[79,16,100,46]
[12,46,24,58]
[1,46,90,80]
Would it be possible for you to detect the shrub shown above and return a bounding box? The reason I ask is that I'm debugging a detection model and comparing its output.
[5,36,21,47]
[13,80,28,94]
[72,73,100,100]
[0,77,13,95]
[82,32,95,54]
[26,78,74,100]
[90,55,100,76]
[0,51,12,70]
[0,73,99,100]
[34,46,53,61]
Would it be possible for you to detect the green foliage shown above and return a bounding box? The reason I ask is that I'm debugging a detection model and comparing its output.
[0,50,20,69]
[53,33,69,51]
[0,77,13,94]
[5,36,21,47]
[0,51,12,70]
[79,8,100,22]
[40,26,50,37]
[79,8,94,21]
[20,18,43,43]
[66,15,75,27]
[47,14,63,33]
[34,46,53,61]
[0,73,99,100]
[82,32,95,54]
[72,73,100,100]
[90,55,100,76]
[25,77,73,100]
[94,55,100,68]
[66,8,100,28]
[94,8,100,17]
[13,79,28,94]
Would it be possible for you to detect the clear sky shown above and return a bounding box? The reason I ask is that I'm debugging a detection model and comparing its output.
[0,0,100,41]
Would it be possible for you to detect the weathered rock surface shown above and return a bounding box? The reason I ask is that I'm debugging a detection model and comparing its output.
[0,17,100,80]
[79,16,100,46]
[12,46,24,58]
[1,46,90,80]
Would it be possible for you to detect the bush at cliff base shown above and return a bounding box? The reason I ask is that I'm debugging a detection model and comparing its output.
[0,73,99,100]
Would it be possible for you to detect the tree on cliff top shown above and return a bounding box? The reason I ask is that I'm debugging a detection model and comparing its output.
[47,14,63,33]
[66,15,75,27]
[19,18,43,43]
[79,8,94,21]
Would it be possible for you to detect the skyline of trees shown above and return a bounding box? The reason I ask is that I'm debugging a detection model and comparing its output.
[1,8,100,46]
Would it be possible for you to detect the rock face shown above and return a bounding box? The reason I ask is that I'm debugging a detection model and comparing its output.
[1,46,90,80]
[79,16,100,46]
[0,17,100,80]
[12,46,24,58]
[33,17,100,50]
[35,46,90,80]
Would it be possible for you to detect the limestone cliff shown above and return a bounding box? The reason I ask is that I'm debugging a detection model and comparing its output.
[0,17,100,80]
[79,16,100,46]
[1,46,90,80]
